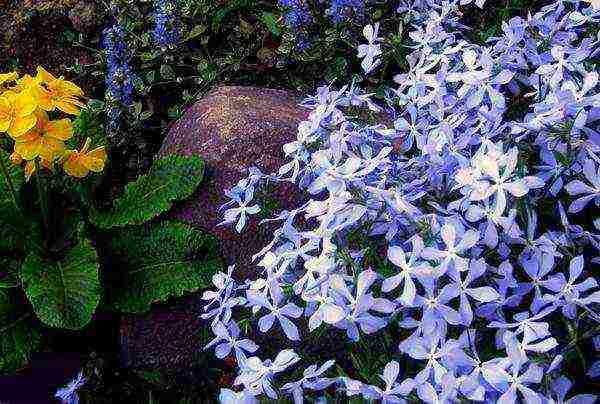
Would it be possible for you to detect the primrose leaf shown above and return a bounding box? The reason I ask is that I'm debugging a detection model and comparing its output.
[0,149,24,206]
[90,155,205,228]
[104,221,222,313]
[20,234,101,330]
[0,287,41,374]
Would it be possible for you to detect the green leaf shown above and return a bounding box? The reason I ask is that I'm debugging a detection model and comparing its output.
[160,64,176,80]
[0,204,24,253]
[20,235,101,329]
[145,70,156,84]
[0,257,20,291]
[184,24,207,41]
[132,101,143,117]
[141,51,157,62]
[90,155,205,229]
[0,290,41,374]
[105,221,222,313]
[0,148,24,207]
[70,104,107,151]
[260,12,280,37]
[0,204,41,255]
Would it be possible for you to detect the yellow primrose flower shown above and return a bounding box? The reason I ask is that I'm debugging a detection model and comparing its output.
[33,67,85,115]
[24,160,36,181]
[9,151,23,166]
[23,158,53,182]
[13,110,73,162]
[63,138,107,178]
[0,71,18,88]
[11,74,42,93]
[0,90,38,138]
[35,66,57,84]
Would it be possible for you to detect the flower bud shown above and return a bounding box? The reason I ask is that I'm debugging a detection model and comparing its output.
[9,151,22,165]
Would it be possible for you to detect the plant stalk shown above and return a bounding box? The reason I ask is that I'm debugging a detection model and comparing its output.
[35,161,50,232]
[0,153,19,211]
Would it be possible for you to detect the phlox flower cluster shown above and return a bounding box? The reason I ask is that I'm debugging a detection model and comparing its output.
[153,0,180,50]
[209,0,600,402]
[0,67,106,180]
[55,371,86,404]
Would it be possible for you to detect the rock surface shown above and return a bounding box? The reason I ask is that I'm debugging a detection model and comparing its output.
[119,295,204,372]
[120,86,307,373]
[158,85,308,275]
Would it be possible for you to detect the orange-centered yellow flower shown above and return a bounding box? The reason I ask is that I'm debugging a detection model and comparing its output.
[11,74,42,93]
[23,158,54,182]
[13,110,73,162]
[0,90,37,138]
[0,71,18,88]
[63,138,107,178]
[33,67,85,115]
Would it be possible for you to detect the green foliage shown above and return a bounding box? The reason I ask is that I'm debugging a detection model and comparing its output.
[90,155,205,228]
[0,258,20,292]
[0,257,41,374]
[0,290,41,374]
[0,150,35,254]
[0,204,25,253]
[70,100,107,149]
[260,11,281,37]
[0,143,209,372]
[20,232,101,329]
[466,0,540,44]
[0,149,24,208]
[104,221,222,313]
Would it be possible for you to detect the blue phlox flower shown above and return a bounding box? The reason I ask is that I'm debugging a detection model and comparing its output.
[281,359,337,401]
[357,23,382,75]
[565,157,600,213]
[234,350,300,399]
[205,321,259,364]
[55,371,86,404]
[246,288,303,341]
[362,360,416,402]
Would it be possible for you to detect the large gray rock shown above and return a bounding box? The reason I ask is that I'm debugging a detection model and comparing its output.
[119,86,308,374]
[119,295,204,371]
[158,85,308,276]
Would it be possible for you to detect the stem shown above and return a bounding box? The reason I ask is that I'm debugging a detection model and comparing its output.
[0,153,19,211]
[0,313,32,333]
[35,161,50,231]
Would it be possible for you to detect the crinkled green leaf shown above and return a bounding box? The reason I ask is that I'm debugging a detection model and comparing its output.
[69,104,107,150]
[0,203,42,255]
[0,148,24,207]
[0,149,37,254]
[260,12,281,37]
[90,155,205,229]
[0,289,40,374]
[20,235,101,330]
[105,221,222,313]
[0,258,20,292]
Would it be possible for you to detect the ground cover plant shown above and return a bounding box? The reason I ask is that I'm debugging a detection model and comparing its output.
[209,0,600,402]
[0,0,599,403]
